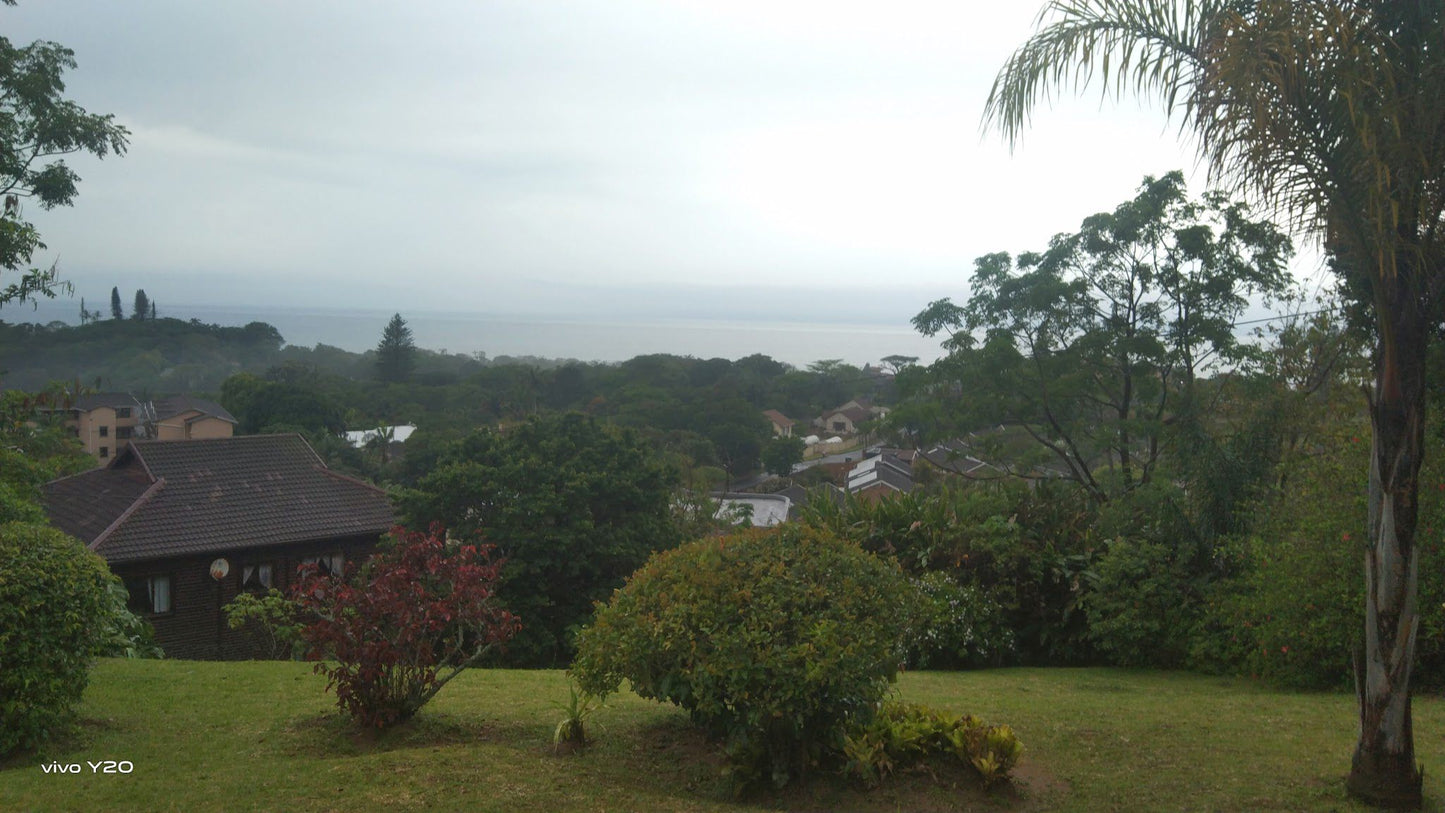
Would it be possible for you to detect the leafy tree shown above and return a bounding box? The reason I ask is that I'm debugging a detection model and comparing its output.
[761,435,805,477]
[223,589,305,661]
[397,412,681,666]
[879,354,919,375]
[374,313,416,383]
[292,524,519,729]
[0,387,91,523]
[799,359,871,416]
[702,398,771,486]
[911,173,1290,499]
[218,372,345,435]
[131,289,148,321]
[986,2,1444,802]
[109,286,122,320]
[0,6,127,310]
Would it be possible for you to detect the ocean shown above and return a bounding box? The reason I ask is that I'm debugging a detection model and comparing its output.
[4,300,946,369]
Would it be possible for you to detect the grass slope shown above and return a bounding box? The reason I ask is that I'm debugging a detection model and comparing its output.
[3,660,1442,811]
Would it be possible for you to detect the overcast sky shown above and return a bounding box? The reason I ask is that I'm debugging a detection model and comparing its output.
[7,1,1313,322]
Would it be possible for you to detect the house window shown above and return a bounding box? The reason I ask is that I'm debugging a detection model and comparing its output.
[241,563,274,592]
[116,407,131,418]
[301,553,345,577]
[116,426,133,439]
[99,446,109,458]
[124,575,172,614]
[99,425,109,437]
[832,421,846,432]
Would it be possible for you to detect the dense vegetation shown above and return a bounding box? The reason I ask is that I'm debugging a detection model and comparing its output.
[397,413,684,667]
[988,2,1445,804]
[0,390,156,758]
[0,314,892,485]
[5,273,1427,704]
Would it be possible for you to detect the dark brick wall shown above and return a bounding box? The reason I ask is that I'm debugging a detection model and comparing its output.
[112,534,381,660]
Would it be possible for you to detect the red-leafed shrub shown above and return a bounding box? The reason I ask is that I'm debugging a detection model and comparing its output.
[292,524,520,728]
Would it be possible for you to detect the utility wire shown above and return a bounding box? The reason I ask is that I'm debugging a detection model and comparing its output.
[1231,306,1341,328]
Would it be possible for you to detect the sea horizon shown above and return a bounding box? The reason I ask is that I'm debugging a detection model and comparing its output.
[2,298,946,369]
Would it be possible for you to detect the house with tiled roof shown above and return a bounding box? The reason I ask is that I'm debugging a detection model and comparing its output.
[761,409,795,438]
[146,395,237,443]
[43,434,394,659]
[815,398,890,436]
[919,439,996,477]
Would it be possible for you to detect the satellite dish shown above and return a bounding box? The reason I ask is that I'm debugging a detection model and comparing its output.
[209,558,230,581]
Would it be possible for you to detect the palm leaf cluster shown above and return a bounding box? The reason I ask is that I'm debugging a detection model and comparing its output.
[988,1,1445,303]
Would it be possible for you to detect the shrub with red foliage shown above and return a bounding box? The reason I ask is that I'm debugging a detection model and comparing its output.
[292,524,520,728]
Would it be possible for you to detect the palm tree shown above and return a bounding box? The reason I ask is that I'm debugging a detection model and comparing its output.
[984,1,1445,807]
[364,424,395,465]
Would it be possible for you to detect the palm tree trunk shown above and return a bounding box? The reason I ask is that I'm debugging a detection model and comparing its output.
[1348,312,1425,809]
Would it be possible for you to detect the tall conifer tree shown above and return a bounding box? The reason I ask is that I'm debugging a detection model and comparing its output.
[375,313,416,383]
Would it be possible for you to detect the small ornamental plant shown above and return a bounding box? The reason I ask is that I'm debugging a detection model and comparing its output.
[840,701,1023,789]
[292,524,520,729]
[552,683,603,754]
[223,589,304,660]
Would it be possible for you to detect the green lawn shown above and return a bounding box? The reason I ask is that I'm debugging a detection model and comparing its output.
[3,660,1442,811]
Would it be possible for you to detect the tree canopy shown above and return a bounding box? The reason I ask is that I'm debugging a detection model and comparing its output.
[397,413,682,666]
[909,172,1290,499]
[0,9,127,309]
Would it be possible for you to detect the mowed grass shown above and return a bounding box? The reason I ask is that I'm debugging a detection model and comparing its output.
[4,660,1445,812]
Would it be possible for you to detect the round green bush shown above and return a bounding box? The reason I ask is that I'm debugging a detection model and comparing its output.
[571,524,921,788]
[0,522,117,756]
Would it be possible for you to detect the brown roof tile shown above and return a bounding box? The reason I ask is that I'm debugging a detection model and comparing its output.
[43,463,154,543]
[762,409,795,428]
[43,434,394,564]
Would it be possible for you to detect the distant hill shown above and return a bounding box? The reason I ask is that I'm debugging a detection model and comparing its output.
[0,317,488,394]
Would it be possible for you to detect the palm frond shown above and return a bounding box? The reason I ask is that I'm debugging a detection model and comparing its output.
[988,0,1445,303]
[983,0,1221,144]
[1197,0,1445,294]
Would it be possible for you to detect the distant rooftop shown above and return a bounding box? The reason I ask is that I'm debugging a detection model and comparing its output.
[345,424,417,448]
[152,395,237,424]
[72,392,143,411]
[713,492,791,527]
